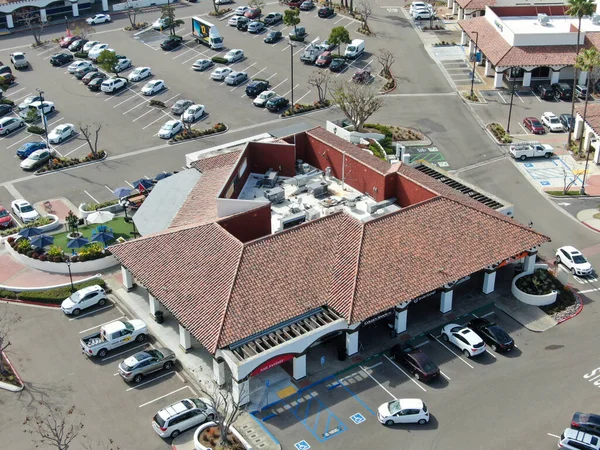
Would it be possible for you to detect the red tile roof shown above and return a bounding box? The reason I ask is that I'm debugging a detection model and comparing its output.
[576,103,600,134]
[456,0,495,11]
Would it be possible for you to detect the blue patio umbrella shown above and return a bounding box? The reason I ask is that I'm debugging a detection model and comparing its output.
[67,236,90,248]
[29,234,54,248]
[18,227,42,238]
[132,178,153,191]
[113,187,132,198]
[91,231,115,245]
[154,172,172,181]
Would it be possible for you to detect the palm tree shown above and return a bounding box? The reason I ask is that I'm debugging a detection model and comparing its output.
[574,48,600,194]
[566,0,596,146]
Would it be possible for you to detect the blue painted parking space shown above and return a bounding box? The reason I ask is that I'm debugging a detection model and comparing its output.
[286,391,348,442]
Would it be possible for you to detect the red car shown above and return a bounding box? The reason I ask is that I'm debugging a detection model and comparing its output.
[0,205,13,229]
[523,117,546,135]
[315,51,332,67]
[59,35,81,48]
[244,7,261,18]
[287,0,303,8]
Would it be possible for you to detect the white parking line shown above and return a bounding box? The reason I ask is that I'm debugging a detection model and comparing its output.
[272,78,288,90]
[142,115,166,130]
[64,143,89,157]
[102,343,148,362]
[384,354,427,392]
[5,87,25,97]
[79,316,125,333]
[123,101,147,115]
[334,16,345,24]
[15,92,33,102]
[485,349,497,359]
[515,91,525,103]
[282,84,300,98]
[84,190,99,203]
[359,365,396,399]
[532,92,542,103]
[163,93,181,103]
[113,95,139,108]
[266,72,278,81]
[46,116,64,128]
[281,44,290,52]
[519,123,529,134]
[132,109,154,122]
[295,89,312,104]
[293,46,305,57]
[6,134,31,149]
[548,433,560,439]
[173,48,194,59]
[497,92,507,104]
[431,335,474,369]
[68,304,114,321]
[126,371,174,391]
[139,386,190,408]
[251,67,267,79]
[440,370,451,381]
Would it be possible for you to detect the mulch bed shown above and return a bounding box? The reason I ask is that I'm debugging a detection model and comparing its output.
[199,425,245,450]
[0,352,22,388]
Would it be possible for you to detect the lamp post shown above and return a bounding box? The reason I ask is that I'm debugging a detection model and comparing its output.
[506,67,518,134]
[579,72,593,195]
[65,15,68,32]
[122,201,139,237]
[36,88,49,147]
[65,259,75,293]
[289,38,295,113]
[469,31,479,98]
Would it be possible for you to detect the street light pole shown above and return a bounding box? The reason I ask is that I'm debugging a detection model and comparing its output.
[65,259,75,293]
[579,73,593,195]
[36,88,49,147]
[506,68,517,134]
[65,15,68,32]
[470,31,479,98]
[289,39,295,113]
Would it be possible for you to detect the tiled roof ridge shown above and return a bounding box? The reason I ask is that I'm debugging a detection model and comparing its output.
[346,222,365,322]
[214,244,245,351]
[191,149,243,174]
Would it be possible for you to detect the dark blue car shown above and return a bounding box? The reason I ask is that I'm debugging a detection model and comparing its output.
[17,141,47,159]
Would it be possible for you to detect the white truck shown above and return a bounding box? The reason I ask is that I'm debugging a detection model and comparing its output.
[80,319,148,358]
[509,142,554,160]
[345,39,365,59]
[192,17,224,50]
[300,44,321,64]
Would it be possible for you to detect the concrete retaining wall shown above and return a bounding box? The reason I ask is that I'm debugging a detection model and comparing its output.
[511,264,558,306]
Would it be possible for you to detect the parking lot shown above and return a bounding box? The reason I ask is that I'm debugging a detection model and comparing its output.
[2,300,197,449]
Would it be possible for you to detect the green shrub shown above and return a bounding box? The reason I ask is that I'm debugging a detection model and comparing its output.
[289,34,305,42]
[28,125,45,134]
[14,279,108,304]
[74,52,88,59]
[0,98,15,106]
[149,99,166,108]
[0,216,54,237]
[82,199,120,211]
[211,56,228,64]
[173,123,227,141]
[17,240,31,253]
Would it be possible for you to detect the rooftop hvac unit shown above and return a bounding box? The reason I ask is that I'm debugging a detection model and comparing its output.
[306,208,320,220]
[593,14,600,25]
[367,197,398,214]
[307,181,328,197]
[264,186,285,204]
[263,169,278,188]
[281,211,306,229]
[346,194,361,208]
[537,13,549,26]
[302,163,310,174]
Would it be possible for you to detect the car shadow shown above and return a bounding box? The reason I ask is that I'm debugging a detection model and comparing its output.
[385,414,439,431]
[500,347,522,359]
[423,374,449,390]
[471,351,497,365]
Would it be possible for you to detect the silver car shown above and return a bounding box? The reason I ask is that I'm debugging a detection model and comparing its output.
[118,347,176,383]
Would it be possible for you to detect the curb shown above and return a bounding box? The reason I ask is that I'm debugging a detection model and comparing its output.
[280,105,332,119]
[582,221,600,233]
[557,285,584,324]
[34,153,108,176]
[0,350,24,392]
[167,127,228,144]
[1,298,61,308]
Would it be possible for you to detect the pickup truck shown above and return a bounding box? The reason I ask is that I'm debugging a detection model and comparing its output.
[300,44,320,64]
[80,319,148,358]
[509,142,554,160]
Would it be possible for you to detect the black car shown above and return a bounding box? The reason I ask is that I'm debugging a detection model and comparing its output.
[160,36,183,51]
[0,104,12,117]
[391,345,440,382]
[552,82,573,100]
[560,113,575,131]
[74,66,98,80]
[264,31,282,43]
[50,53,73,66]
[318,6,335,18]
[468,318,514,352]
[69,39,88,52]
[329,58,346,72]
[245,80,269,97]
[266,96,289,111]
[299,0,314,10]
[572,412,600,436]
[87,77,104,91]
[237,16,249,31]
[536,84,554,100]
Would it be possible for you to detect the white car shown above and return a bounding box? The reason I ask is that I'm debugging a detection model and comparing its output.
[152,398,215,439]
[18,101,54,119]
[215,0,233,4]
[556,246,593,276]
[11,199,40,223]
[88,44,112,61]
[86,14,111,25]
[225,71,248,86]
[413,8,434,19]
[83,40,100,52]
[264,12,283,25]
[152,17,169,30]
[48,123,75,144]
[441,324,486,358]
[18,95,43,110]
[101,77,127,93]
[158,120,183,139]
[128,66,152,82]
[224,49,244,63]
[541,112,564,132]
[248,21,265,33]
[558,428,600,450]
[253,90,276,107]
[192,59,213,71]
[235,6,250,15]
[20,148,55,170]
[377,399,430,426]
[211,67,232,81]
[67,60,92,74]
[228,16,243,26]
[141,79,165,95]
[61,285,107,316]
[114,58,132,72]
[182,104,205,123]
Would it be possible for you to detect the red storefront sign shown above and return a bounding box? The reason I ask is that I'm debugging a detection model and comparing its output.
[497,251,529,269]
[250,354,295,377]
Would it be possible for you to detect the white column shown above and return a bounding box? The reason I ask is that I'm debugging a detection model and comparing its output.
[482,271,496,294]
[149,294,161,318]
[40,8,47,23]
[485,59,494,76]
[232,379,250,406]
[550,70,561,84]
[293,354,307,380]
[102,0,109,11]
[461,31,468,46]
[594,142,600,164]
[394,309,407,334]
[345,330,359,356]
[522,71,532,87]
[447,0,452,8]
[179,324,192,352]
[458,7,465,20]
[6,14,14,29]
[494,71,504,88]
[452,1,457,15]
[579,71,588,86]
[584,129,594,154]
[440,290,453,314]
[468,39,474,55]
[213,359,226,386]
[72,2,80,17]
[523,254,536,274]
[574,116,584,139]
[121,265,133,290]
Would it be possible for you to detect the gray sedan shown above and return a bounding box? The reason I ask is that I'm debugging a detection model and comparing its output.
[118,347,176,383]
[171,99,194,115]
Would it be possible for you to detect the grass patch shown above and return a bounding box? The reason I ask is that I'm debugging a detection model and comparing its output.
[545,190,584,196]
[0,278,107,305]
[51,217,134,251]
[594,213,600,220]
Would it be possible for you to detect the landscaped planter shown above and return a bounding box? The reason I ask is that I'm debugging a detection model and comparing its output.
[511,265,558,306]
[34,151,108,176]
[0,214,60,243]
[79,201,122,219]
[0,351,24,392]
[168,124,228,144]
[194,421,252,450]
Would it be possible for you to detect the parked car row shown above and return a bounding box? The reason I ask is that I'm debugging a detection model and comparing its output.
[522,111,574,134]
[536,82,590,101]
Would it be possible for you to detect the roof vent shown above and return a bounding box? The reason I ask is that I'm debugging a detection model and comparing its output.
[263,169,278,188]
[307,181,328,197]
[593,14,600,25]
[537,13,549,26]
[264,186,285,204]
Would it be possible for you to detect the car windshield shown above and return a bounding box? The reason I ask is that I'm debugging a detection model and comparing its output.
[214,37,223,44]
[148,349,163,359]
[421,360,437,372]
[124,322,134,332]
[549,117,559,124]
[388,400,401,415]
[20,205,33,213]
[0,209,7,218]
[489,326,510,343]
[164,124,173,130]
[573,254,588,264]
[191,398,207,410]
[69,290,83,303]
[30,154,42,160]
[153,413,166,427]
[532,120,542,126]
[14,55,24,60]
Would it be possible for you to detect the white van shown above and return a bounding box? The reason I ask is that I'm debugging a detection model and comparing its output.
[344,39,365,59]
[101,78,127,93]
[19,101,55,119]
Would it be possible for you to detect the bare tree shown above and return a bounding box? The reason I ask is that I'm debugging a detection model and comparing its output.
[0,306,20,374]
[15,10,49,46]
[248,0,265,9]
[377,49,395,79]
[330,81,385,132]
[122,0,141,28]
[77,122,102,157]
[308,71,330,104]
[72,21,95,40]
[24,403,83,450]
[201,380,248,448]
[355,0,373,35]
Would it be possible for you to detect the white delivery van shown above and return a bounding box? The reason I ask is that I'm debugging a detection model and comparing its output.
[345,39,365,59]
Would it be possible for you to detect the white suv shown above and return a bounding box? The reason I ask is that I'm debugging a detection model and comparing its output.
[559,428,600,450]
[541,112,564,132]
[101,78,127,93]
[61,285,107,316]
[556,246,593,276]
[152,398,215,439]
[441,324,486,358]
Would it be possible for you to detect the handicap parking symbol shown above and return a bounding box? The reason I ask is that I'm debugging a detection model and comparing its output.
[295,440,311,450]
[524,163,534,168]
[540,180,551,186]
[350,413,366,424]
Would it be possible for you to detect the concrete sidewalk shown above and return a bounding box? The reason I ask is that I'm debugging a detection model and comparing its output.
[577,209,600,232]
[494,293,557,332]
